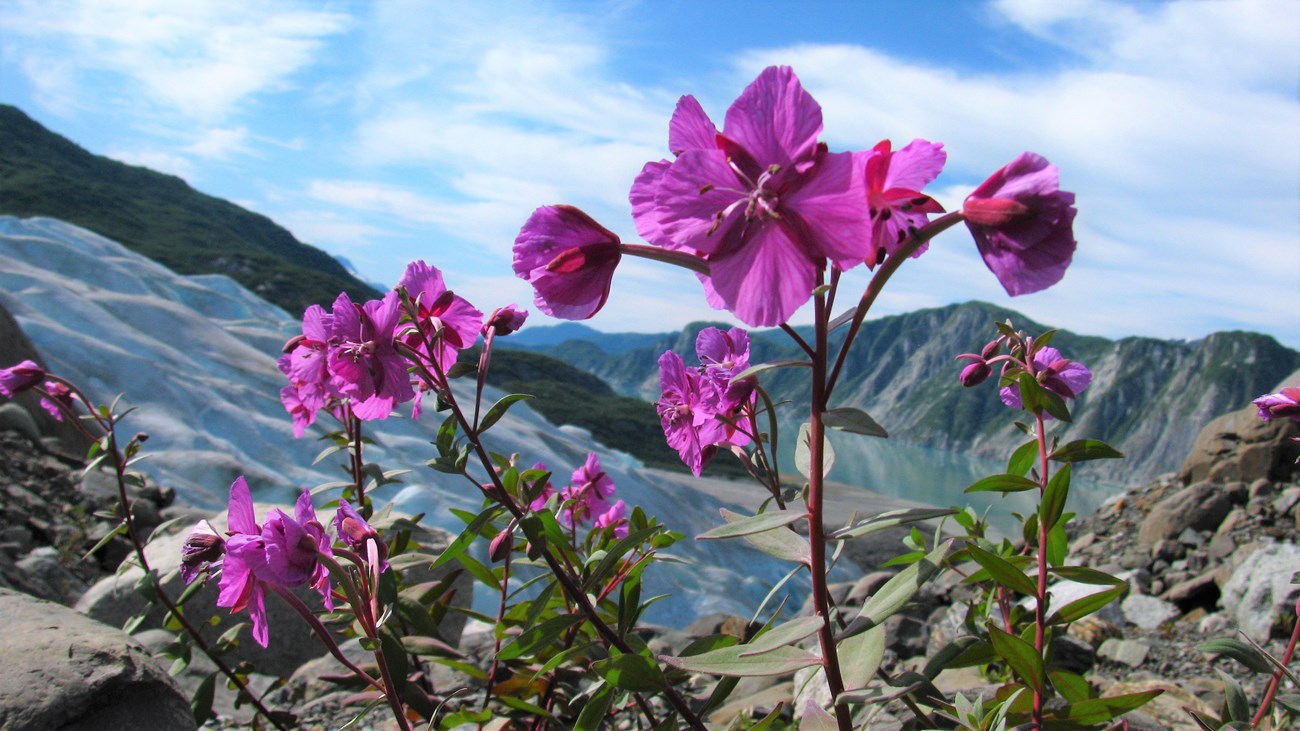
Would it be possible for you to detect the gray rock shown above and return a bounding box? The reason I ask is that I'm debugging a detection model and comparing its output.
[0,401,41,443]
[1179,405,1300,485]
[1049,634,1095,674]
[1248,478,1276,500]
[76,505,471,678]
[14,545,89,604]
[1121,594,1180,630]
[1098,638,1150,668]
[1219,542,1300,639]
[1137,483,1233,546]
[0,587,195,730]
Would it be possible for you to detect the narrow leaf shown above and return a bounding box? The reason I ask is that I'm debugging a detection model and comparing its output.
[831,507,956,540]
[1040,464,1071,532]
[1059,690,1162,725]
[1048,585,1125,625]
[988,623,1044,692]
[822,407,888,438]
[594,653,665,692]
[1050,439,1124,463]
[431,506,502,570]
[1218,669,1250,722]
[965,473,1040,494]
[1049,669,1092,704]
[1051,565,1127,586]
[738,616,824,657]
[660,645,820,677]
[574,682,613,731]
[497,614,583,661]
[697,509,807,540]
[838,625,885,690]
[718,509,811,565]
[967,543,1038,596]
[731,359,812,382]
[856,540,950,627]
[476,393,532,434]
[1007,439,1039,476]
[794,422,835,480]
[799,701,839,731]
[1197,638,1274,674]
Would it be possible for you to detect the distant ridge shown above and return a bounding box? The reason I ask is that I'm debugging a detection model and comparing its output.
[0,105,379,316]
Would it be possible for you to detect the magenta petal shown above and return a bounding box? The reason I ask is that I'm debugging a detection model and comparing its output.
[293,488,316,527]
[513,205,622,320]
[630,160,672,247]
[655,149,744,254]
[706,223,818,327]
[668,95,719,155]
[227,477,259,536]
[248,581,270,647]
[0,359,45,397]
[723,66,822,169]
[884,139,946,192]
[783,149,872,266]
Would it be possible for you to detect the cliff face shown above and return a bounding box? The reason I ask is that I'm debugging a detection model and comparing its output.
[506,303,1300,483]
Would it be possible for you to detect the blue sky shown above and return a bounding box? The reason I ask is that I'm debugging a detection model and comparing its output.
[2,0,1298,348]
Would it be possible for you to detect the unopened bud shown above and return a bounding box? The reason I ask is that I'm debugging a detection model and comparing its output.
[980,339,1002,360]
[483,306,529,337]
[959,360,992,388]
[133,432,149,443]
[282,334,306,353]
[489,528,514,563]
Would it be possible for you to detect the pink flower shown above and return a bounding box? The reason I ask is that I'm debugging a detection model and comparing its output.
[527,462,557,512]
[39,380,74,421]
[0,360,44,397]
[398,260,483,371]
[656,350,727,476]
[513,205,622,320]
[215,478,333,647]
[334,499,389,572]
[859,139,946,268]
[328,291,413,420]
[999,346,1092,418]
[594,500,629,539]
[483,305,529,337]
[631,66,872,327]
[559,453,616,528]
[696,326,756,412]
[963,153,1077,296]
[179,520,225,586]
[1254,387,1300,422]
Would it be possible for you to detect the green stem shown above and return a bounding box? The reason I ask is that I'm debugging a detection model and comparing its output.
[1034,411,1051,730]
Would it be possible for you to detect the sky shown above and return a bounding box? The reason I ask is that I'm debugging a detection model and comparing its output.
[1,0,1298,348]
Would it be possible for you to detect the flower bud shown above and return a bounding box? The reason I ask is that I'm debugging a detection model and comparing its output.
[483,305,529,337]
[980,339,1002,360]
[959,360,992,387]
[0,360,45,398]
[179,520,225,585]
[489,528,514,563]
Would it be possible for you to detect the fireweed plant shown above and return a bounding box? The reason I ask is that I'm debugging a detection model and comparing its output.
[0,64,1177,729]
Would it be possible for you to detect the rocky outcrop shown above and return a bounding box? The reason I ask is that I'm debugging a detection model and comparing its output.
[0,587,195,731]
[1179,403,1300,485]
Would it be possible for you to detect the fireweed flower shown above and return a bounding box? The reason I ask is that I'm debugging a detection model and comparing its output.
[595,499,629,540]
[657,350,728,476]
[328,291,412,421]
[1253,387,1300,422]
[399,260,483,372]
[333,498,389,572]
[483,305,528,337]
[559,453,616,527]
[630,66,873,327]
[859,139,946,268]
[527,462,557,512]
[513,205,622,320]
[696,326,756,411]
[38,380,74,421]
[1000,346,1092,416]
[0,360,44,397]
[179,520,225,585]
[963,152,1077,296]
[216,477,333,647]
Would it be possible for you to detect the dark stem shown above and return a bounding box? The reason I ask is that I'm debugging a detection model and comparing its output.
[1252,615,1300,727]
[1033,412,1051,730]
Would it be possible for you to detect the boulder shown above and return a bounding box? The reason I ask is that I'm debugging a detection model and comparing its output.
[1137,483,1232,546]
[0,587,195,730]
[1179,404,1300,485]
[1219,542,1300,639]
[77,505,472,678]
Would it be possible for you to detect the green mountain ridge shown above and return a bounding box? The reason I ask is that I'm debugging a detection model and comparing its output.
[502,304,1300,483]
[0,105,379,315]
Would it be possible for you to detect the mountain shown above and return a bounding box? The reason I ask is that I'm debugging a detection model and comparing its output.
[504,322,667,355]
[0,105,379,316]
[503,306,1300,483]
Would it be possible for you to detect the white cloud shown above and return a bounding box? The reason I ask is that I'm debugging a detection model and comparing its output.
[187,127,250,159]
[0,0,350,122]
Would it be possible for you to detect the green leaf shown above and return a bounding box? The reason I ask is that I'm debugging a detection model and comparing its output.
[856,540,950,627]
[822,407,888,438]
[1057,690,1162,725]
[966,543,1038,596]
[401,635,462,658]
[1048,585,1126,625]
[660,644,820,677]
[831,508,956,540]
[1049,669,1092,703]
[1040,464,1071,532]
[794,422,835,480]
[594,653,665,692]
[1007,439,1039,476]
[476,393,532,434]
[798,701,840,731]
[744,702,788,731]
[190,671,217,724]
[731,359,812,382]
[1050,439,1124,463]
[1016,372,1072,422]
[497,613,583,661]
[583,524,662,591]
[718,509,811,565]
[1197,638,1274,674]
[431,506,502,570]
[1050,565,1127,586]
[1046,524,1068,567]
[1219,669,1250,722]
[838,625,885,690]
[573,681,613,731]
[965,473,1041,494]
[737,616,824,657]
[988,623,1044,692]
[697,509,807,540]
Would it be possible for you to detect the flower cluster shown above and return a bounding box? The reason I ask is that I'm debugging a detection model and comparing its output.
[180,477,385,647]
[998,345,1092,416]
[513,65,1077,329]
[657,327,756,476]
[0,360,74,421]
[529,454,628,538]
[278,261,498,435]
